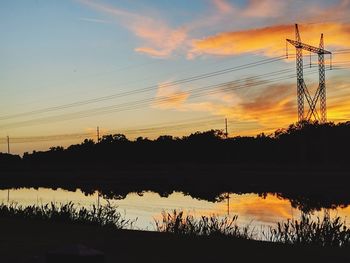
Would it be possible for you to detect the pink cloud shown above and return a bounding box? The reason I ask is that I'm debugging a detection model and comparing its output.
[212,0,234,14]
[242,0,287,18]
[79,0,188,58]
[133,27,187,58]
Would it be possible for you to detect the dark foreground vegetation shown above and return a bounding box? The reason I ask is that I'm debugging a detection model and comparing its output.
[1,121,350,211]
[1,203,349,248]
[0,203,349,262]
[0,202,134,229]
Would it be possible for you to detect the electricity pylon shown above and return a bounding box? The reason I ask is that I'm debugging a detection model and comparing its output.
[287,24,332,123]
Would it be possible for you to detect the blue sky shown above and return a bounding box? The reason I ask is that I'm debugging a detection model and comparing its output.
[1,0,350,154]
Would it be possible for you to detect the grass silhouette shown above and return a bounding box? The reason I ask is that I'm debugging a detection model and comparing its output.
[0,202,135,229]
[266,212,350,247]
[154,210,253,238]
[155,209,350,247]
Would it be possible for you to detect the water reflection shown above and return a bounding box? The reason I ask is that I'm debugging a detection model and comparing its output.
[1,188,349,231]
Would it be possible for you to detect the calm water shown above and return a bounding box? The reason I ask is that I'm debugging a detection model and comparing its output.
[1,188,349,233]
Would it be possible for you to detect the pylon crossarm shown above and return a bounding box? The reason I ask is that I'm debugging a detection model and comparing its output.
[287,39,331,54]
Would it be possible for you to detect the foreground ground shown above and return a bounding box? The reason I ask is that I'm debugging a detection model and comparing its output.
[0,218,349,263]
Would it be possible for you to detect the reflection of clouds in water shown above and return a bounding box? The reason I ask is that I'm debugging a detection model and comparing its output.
[336,206,350,221]
[215,194,294,226]
[0,188,349,231]
[0,188,99,207]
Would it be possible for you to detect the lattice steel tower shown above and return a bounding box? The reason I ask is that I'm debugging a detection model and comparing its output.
[287,24,332,123]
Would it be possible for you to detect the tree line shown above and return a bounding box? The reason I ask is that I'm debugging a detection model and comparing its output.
[0,121,349,168]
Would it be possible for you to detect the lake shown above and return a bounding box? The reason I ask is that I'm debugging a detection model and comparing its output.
[1,187,349,236]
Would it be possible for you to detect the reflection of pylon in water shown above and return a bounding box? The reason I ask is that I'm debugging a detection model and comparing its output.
[287,24,332,123]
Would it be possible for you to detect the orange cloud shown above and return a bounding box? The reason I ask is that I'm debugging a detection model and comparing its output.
[326,78,350,121]
[150,72,350,136]
[190,23,350,58]
[229,76,350,130]
[240,83,295,117]
[199,83,294,123]
[150,78,296,131]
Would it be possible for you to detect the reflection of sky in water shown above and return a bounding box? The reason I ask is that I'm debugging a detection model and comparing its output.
[0,188,349,234]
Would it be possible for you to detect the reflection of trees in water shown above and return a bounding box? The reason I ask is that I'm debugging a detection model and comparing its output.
[273,193,350,213]
[2,176,350,212]
[1,183,349,212]
[102,190,350,213]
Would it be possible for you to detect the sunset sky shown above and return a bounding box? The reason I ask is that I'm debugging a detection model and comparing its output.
[1,0,350,154]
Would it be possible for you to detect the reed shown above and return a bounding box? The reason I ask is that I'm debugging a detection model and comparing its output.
[265,213,350,247]
[156,210,350,248]
[154,210,253,239]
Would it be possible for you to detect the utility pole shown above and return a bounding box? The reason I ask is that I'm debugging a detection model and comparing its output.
[225,118,228,138]
[7,136,10,154]
[97,191,100,209]
[6,136,10,203]
[97,126,100,143]
[227,193,230,216]
[97,190,101,209]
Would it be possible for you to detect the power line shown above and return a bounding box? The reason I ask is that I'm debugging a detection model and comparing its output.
[0,67,326,130]
[0,56,285,121]
[0,70,296,128]
[1,54,348,131]
[1,51,348,126]
[2,93,349,145]
[0,116,224,144]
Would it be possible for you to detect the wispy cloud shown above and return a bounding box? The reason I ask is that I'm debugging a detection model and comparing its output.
[212,0,235,14]
[152,81,190,109]
[133,27,187,58]
[78,0,188,58]
[79,0,350,59]
[242,0,287,18]
[78,17,111,24]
